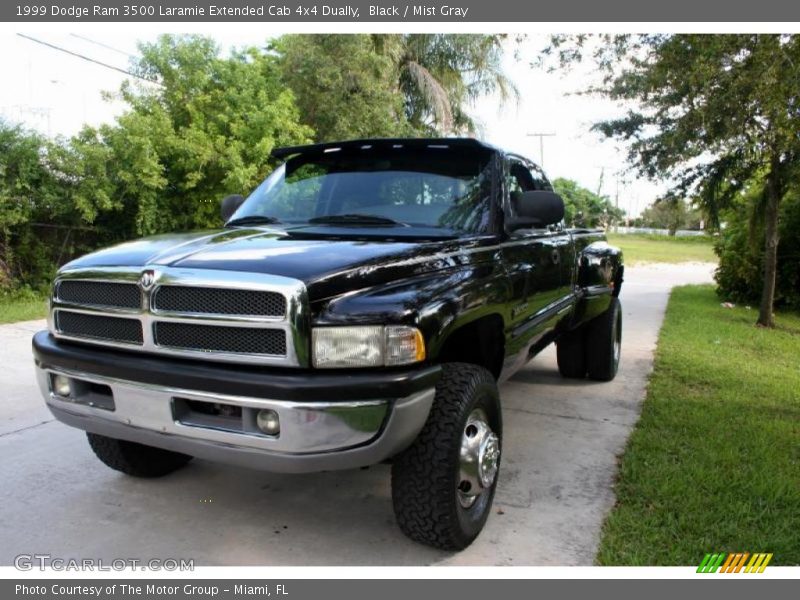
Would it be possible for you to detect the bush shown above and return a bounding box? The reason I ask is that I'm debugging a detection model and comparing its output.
[715,188,800,309]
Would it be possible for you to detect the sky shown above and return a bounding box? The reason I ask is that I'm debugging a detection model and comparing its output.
[0,31,667,217]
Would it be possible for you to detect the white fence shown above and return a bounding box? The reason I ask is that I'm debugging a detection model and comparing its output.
[613,226,709,237]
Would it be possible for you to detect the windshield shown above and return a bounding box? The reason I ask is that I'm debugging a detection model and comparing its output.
[230,146,495,234]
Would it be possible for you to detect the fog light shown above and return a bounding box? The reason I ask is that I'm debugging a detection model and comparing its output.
[256,409,280,435]
[53,375,72,397]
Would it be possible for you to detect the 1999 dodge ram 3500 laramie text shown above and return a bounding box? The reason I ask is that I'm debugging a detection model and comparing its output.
[32,138,623,550]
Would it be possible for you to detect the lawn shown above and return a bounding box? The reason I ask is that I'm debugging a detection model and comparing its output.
[0,291,48,324]
[597,285,800,565]
[606,233,717,265]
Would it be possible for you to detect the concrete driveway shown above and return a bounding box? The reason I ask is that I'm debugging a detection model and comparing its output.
[0,263,714,566]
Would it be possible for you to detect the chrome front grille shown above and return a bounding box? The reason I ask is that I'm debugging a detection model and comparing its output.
[56,280,141,310]
[152,285,286,317]
[49,267,308,366]
[55,310,144,345]
[153,322,287,355]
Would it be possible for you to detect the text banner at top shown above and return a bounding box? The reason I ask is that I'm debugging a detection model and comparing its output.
[4,0,800,22]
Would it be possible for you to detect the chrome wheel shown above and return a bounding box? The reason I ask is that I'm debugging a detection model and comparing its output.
[457,408,500,508]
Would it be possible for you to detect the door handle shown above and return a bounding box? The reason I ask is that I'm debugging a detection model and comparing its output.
[551,249,560,265]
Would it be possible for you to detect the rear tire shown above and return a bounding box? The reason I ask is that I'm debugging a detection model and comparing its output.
[556,328,587,378]
[391,363,501,550]
[585,297,622,381]
[87,433,193,478]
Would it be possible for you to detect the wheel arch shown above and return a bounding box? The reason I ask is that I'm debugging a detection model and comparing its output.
[430,313,506,380]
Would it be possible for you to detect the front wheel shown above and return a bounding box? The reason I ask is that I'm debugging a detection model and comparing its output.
[391,363,502,550]
[87,433,193,478]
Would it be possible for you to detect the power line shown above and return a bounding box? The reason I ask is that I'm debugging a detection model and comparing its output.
[525,132,556,169]
[69,33,137,60]
[16,33,161,87]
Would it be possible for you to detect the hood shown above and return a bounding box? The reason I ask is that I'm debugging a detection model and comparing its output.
[62,227,489,301]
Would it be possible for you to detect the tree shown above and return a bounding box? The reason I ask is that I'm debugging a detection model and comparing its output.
[74,35,313,239]
[275,35,412,142]
[375,34,518,134]
[0,122,51,286]
[715,180,800,309]
[552,177,624,228]
[639,198,690,235]
[277,35,517,139]
[544,35,800,327]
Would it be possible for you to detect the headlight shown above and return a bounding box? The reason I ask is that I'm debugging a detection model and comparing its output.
[312,325,426,368]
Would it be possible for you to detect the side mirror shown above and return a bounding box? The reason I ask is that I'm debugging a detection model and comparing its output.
[506,190,565,231]
[220,194,245,222]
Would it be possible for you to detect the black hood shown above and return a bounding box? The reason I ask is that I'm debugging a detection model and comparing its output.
[62,227,493,301]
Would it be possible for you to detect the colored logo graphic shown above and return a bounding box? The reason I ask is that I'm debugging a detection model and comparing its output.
[697,552,773,573]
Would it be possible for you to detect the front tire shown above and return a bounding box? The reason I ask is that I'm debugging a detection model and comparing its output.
[87,433,193,478]
[391,363,502,550]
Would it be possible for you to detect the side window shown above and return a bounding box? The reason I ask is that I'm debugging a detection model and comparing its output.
[507,158,534,220]
[528,161,562,231]
[507,159,534,196]
[528,162,553,191]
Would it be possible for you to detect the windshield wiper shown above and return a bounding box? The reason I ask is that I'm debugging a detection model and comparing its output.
[225,215,281,227]
[308,214,407,227]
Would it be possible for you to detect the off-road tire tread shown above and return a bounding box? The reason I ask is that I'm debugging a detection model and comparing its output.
[87,433,193,478]
[556,328,587,378]
[391,362,499,550]
[585,297,621,382]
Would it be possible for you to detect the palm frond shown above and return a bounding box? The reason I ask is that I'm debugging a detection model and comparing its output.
[404,60,454,132]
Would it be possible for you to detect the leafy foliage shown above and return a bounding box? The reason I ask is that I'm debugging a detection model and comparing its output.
[275,35,412,142]
[0,122,97,288]
[278,34,517,138]
[638,198,700,235]
[544,34,800,324]
[92,35,313,238]
[384,34,517,135]
[552,177,624,228]
[715,184,800,309]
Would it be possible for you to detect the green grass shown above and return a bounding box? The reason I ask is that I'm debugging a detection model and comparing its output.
[607,233,717,265]
[0,291,48,324]
[597,285,800,565]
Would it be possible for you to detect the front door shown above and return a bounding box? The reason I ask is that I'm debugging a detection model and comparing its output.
[502,157,570,359]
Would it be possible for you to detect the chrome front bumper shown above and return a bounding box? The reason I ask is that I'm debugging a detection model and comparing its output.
[35,364,435,473]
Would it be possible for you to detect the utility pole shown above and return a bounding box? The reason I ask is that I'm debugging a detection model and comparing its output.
[596,167,605,197]
[526,132,556,169]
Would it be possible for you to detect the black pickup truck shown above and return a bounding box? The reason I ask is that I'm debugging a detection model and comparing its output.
[32,138,623,550]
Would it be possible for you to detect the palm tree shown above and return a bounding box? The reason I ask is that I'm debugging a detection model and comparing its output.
[372,34,519,135]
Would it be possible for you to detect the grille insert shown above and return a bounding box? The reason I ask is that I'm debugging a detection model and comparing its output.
[153,322,286,356]
[56,310,143,345]
[152,286,286,317]
[57,280,141,310]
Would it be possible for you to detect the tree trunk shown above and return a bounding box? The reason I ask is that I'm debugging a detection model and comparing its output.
[757,164,782,328]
